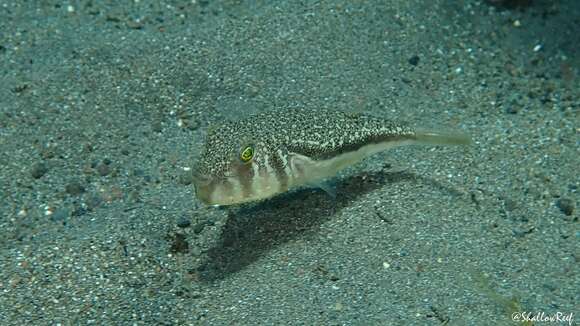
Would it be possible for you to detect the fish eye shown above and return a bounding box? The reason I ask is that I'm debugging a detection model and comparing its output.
[239,145,254,163]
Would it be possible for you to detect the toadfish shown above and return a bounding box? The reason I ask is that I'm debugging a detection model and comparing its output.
[192,108,471,206]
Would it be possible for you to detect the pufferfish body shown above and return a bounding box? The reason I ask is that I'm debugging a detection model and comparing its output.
[192,108,471,206]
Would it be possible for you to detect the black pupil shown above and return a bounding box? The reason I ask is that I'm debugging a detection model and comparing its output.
[243,148,252,160]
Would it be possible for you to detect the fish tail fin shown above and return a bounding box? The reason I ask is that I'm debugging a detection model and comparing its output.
[413,129,472,146]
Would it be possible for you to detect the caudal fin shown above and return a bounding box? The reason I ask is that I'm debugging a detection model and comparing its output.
[414,130,472,146]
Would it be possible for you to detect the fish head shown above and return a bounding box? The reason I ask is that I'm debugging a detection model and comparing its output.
[192,122,285,206]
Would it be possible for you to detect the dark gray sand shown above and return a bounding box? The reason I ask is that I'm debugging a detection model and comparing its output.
[1,1,578,325]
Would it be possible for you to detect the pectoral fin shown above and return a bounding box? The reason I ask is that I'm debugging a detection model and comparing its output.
[310,180,337,198]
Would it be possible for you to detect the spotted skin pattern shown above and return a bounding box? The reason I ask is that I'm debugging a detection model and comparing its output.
[193,108,470,206]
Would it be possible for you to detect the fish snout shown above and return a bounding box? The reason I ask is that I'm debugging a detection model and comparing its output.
[192,170,211,187]
[192,170,215,204]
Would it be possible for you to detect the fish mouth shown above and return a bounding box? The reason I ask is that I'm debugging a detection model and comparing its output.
[192,172,282,206]
[191,170,215,204]
[191,170,211,187]
[192,171,238,206]
[191,161,249,206]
